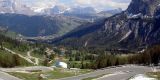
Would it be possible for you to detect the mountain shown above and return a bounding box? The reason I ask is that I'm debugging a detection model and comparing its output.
[98,8,123,18]
[99,8,122,15]
[63,7,123,20]
[0,0,96,16]
[64,7,96,15]
[52,0,160,50]
[0,0,15,13]
[0,0,34,15]
[127,0,160,16]
[0,0,122,18]
[44,5,70,15]
[0,13,88,37]
[106,8,123,14]
[44,6,98,19]
[63,7,97,19]
[0,0,56,15]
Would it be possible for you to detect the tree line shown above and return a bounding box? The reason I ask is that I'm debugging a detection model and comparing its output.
[66,45,160,69]
[92,45,160,69]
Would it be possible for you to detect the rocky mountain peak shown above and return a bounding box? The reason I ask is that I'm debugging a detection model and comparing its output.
[54,0,160,50]
[49,5,69,14]
[154,4,160,16]
[127,0,160,16]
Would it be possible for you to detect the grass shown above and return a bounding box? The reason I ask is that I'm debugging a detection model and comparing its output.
[9,70,72,80]
[32,49,45,59]
[31,52,44,59]
[45,68,93,79]
[0,49,32,67]
[8,68,93,80]
[9,72,43,80]
[0,49,9,54]
[83,77,98,80]
[45,69,76,79]
[146,72,160,80]
[82,74,107,80]
[3,42,29,56]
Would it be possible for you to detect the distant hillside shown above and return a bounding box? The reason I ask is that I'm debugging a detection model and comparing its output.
[98,8,123,17]
[0,13,88,37]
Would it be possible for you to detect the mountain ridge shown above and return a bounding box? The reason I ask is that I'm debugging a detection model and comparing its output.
[0,0,122,16]
[0,13,89,37]
[52,0,160,50]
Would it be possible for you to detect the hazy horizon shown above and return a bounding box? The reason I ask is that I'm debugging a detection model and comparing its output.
[9,0,131,11]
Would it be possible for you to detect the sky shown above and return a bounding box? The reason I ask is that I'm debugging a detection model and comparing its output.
[21,0,131,11]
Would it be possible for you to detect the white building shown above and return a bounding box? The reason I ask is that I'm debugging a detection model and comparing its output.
[54,61,68,69]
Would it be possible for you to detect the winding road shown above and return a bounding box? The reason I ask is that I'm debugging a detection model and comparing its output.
[27,49,39,65]
[0,47,157,80]
[0,66,53,72]
[60,65,153,80]
[0,65,156,80]
[3,47,40,65]
[0,66,54,80]
[3,47,35,64]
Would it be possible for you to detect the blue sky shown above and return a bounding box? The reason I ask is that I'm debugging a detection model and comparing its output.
[22,0,131,10]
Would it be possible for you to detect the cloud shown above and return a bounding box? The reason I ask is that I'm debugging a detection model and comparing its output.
[21,0,57,8]
[74,0,131,10]
[16,0,131,11]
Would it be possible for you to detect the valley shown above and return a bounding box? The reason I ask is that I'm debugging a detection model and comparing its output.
[0,30,160,80]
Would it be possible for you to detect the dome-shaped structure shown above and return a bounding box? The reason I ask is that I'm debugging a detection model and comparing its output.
[55,61,67,68]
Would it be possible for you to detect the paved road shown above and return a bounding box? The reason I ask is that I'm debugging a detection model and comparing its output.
[0,66,53,72]
[60,65,152,80]
[0,66,53,80]
[0,71,21,80]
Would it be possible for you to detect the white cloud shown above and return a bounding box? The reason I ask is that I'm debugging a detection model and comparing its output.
[74,0,130,10]
[20,0,57,8]
[17,0,58,12]
[15,0,131,11]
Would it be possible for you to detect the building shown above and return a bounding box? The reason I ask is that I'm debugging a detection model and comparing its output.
[54,61,67,69]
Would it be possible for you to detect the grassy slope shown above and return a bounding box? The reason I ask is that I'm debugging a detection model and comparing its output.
[147,72,160,80]
[8,68,93,80]
[0,49,32,67]
[0,32,46,67]
[9,72,43,80]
